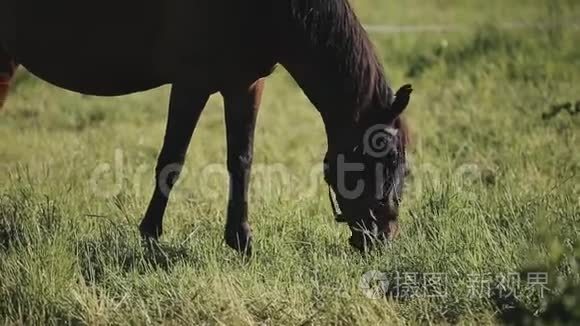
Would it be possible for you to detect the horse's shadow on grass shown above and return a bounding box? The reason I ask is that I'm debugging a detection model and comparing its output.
[75,235,198,285]
[0,193,61,253]
[0,192,203,288]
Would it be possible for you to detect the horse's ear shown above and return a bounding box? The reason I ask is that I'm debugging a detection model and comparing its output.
[386,84,413,122]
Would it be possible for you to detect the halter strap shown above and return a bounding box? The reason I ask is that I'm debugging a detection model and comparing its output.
[328,186,347,223]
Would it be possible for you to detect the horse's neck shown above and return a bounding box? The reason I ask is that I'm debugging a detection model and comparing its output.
[281,60,376,154]
[278,34,390,152]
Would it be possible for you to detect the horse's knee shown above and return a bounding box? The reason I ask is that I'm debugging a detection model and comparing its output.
[227,153,252,179]
[154,157,186,191]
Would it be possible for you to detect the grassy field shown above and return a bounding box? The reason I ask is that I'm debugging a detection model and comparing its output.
[1,0,580,324]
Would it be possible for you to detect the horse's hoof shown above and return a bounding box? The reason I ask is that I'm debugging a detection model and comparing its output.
[225,223,253,256]
[139,222,162,241]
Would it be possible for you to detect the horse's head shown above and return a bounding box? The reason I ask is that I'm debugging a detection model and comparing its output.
[324,84,412,251]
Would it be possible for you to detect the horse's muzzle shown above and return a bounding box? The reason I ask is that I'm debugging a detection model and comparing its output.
[348,217,399,252]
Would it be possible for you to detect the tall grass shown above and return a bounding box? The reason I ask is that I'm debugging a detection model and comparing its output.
[1,0,579,324]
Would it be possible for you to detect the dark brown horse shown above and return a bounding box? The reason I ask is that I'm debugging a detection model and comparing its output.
[0,0,412,253]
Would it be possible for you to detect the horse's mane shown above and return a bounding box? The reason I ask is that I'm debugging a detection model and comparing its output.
[287,0,393,122]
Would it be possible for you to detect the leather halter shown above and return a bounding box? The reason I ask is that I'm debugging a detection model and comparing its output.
[324,125,402,225]
[328,186,348,223]
[324,141,366,225]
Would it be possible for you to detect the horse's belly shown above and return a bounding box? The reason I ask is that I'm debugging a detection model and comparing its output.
[0,0,167,95]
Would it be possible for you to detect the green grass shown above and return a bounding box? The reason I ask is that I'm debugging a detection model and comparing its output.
[1,0,580,324]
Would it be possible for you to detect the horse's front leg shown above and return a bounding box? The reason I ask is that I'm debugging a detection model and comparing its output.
[139,84,210,240]
[222,79,265,255]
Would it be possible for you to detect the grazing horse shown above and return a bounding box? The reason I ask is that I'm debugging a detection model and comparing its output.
[0,0,412,253]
